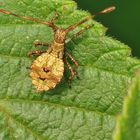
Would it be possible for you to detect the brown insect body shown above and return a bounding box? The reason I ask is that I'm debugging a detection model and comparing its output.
[0,6,115,92]
[30,29,67,92]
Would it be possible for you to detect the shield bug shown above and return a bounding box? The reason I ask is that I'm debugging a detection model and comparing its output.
[0,6,115,92]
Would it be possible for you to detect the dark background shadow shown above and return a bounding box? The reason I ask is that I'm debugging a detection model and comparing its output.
[74,0,140,57]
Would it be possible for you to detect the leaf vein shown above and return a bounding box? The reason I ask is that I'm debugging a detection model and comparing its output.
[0,104,47,140]
[0,98,115,117]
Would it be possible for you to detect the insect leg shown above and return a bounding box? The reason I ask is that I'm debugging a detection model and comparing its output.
[28,50,46,57]
[73,24,94,38]
[66,52,79,79]
[66,23,94,43]
[64,58,75,88]
[34,42,50,48]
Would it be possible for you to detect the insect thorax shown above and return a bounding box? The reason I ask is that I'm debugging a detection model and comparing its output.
[48,29,66,59]
[54,29,67,44]
[50,41,64,59]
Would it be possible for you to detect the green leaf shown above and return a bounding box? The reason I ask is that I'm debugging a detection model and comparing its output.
[114,71,140,140]
[0,0,140,139]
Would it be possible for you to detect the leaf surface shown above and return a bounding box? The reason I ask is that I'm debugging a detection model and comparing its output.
[114,72,140,140]
[0,0,140,139]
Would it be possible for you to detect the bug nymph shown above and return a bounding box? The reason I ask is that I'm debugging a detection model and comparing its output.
[0,6,115,92]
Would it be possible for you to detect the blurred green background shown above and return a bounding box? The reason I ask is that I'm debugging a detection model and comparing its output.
[74,0,140,57]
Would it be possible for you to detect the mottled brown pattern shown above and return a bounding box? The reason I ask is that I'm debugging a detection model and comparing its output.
[30,53,64,92]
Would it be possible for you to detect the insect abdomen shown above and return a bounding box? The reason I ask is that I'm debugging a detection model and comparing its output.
[30,53,64,92]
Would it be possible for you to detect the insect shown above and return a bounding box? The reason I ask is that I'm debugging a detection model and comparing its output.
[0,6,115,92]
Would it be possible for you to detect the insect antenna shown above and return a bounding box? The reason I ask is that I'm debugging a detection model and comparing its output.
[0,9,58,31]
[65,6,116,33]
